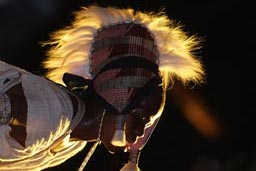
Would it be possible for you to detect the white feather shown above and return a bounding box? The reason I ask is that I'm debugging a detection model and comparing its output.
[42,5,205,88]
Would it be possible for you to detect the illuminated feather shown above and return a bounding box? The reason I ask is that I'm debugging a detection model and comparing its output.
[42,5,205,89]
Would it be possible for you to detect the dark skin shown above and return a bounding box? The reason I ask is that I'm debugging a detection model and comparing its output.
[71,85,163,153]
[4,81,163,154]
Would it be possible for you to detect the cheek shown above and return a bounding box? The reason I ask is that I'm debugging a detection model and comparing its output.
[125,114,145,143]
[125,114,148,143]
[134,123,145,137]
[125,115,137,143]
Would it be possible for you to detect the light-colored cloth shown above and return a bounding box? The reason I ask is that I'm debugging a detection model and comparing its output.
[0,60,86,171]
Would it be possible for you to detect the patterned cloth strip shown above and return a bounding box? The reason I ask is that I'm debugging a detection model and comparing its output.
[93,68,155,113]
[92,36,157,56]
[94,76,149,93]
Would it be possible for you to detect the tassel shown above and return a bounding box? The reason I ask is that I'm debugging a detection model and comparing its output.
[111,129,126,146]
[111,115,126,147]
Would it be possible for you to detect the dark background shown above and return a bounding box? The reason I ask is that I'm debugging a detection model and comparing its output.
[0,0,251,171]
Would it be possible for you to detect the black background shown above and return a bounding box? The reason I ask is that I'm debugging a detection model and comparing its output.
[0,0,251,171]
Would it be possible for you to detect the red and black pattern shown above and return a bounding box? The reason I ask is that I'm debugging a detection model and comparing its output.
[91,23,160,113]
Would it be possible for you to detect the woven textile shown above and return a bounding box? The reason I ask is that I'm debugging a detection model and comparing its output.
[91,23,158,77]
[91,23,158,113]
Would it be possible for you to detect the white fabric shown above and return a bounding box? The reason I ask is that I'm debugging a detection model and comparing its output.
[0,60,86,171]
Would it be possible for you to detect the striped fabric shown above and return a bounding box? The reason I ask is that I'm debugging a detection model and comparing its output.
[0,60,86,171]
[91,23,158,77]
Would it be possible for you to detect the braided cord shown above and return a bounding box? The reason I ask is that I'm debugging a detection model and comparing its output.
[78,109,106,171]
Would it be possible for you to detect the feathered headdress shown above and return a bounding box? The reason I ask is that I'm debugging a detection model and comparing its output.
[42,5,204,90]
[41,6,206,171]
